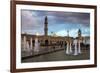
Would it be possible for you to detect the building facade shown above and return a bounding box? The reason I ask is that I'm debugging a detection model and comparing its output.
[21,16,90,51]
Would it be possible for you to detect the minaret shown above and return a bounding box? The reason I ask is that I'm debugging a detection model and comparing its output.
[67,30,69,37]
[44,16,48,36]
[78,29,82,54]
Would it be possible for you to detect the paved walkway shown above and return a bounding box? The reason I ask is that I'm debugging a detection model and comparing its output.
[22,49,90,63]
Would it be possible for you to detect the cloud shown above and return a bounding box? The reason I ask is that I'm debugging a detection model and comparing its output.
[42,11,90,26]
[56,28,90,37]
[56,29,79,37]
[21,9,90,36]
[69,29,79,37]
[56,30,67,36]
[21,10,44,34]
[27,10,90,26]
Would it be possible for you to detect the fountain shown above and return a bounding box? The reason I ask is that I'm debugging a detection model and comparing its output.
[30,37,33,50]
[66,30,70,54]
[30,37,33,55]
[26,41,30,52]
[34,33,40,53]
[78,40,81,54]
[73,39,78,55]
[66,42,70,54]
[23,36,27,51]
[69,42,72,53]
[34,37,40,52]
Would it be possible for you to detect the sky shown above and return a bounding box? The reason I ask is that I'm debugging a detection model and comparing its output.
[21,9,90,37]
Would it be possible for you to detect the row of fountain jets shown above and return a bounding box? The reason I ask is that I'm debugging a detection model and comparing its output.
[22,36,82,56]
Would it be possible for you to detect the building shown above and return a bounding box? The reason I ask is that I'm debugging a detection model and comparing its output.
[21,16,90,51]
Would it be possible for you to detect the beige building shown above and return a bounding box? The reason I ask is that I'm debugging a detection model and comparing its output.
[21,16,90,51]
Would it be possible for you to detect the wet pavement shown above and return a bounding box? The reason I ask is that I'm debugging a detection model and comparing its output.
[22,49,90,63]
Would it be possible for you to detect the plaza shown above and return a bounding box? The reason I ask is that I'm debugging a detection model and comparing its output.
[22,47,90,62]
[21,16,90,63]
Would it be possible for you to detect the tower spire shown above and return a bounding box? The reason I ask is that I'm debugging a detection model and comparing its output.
[67,30,69,37]
[78,29,81,38]
[44,16,48,36]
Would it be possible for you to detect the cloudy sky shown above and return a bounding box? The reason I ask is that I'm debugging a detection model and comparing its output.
[21,9,90,37]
